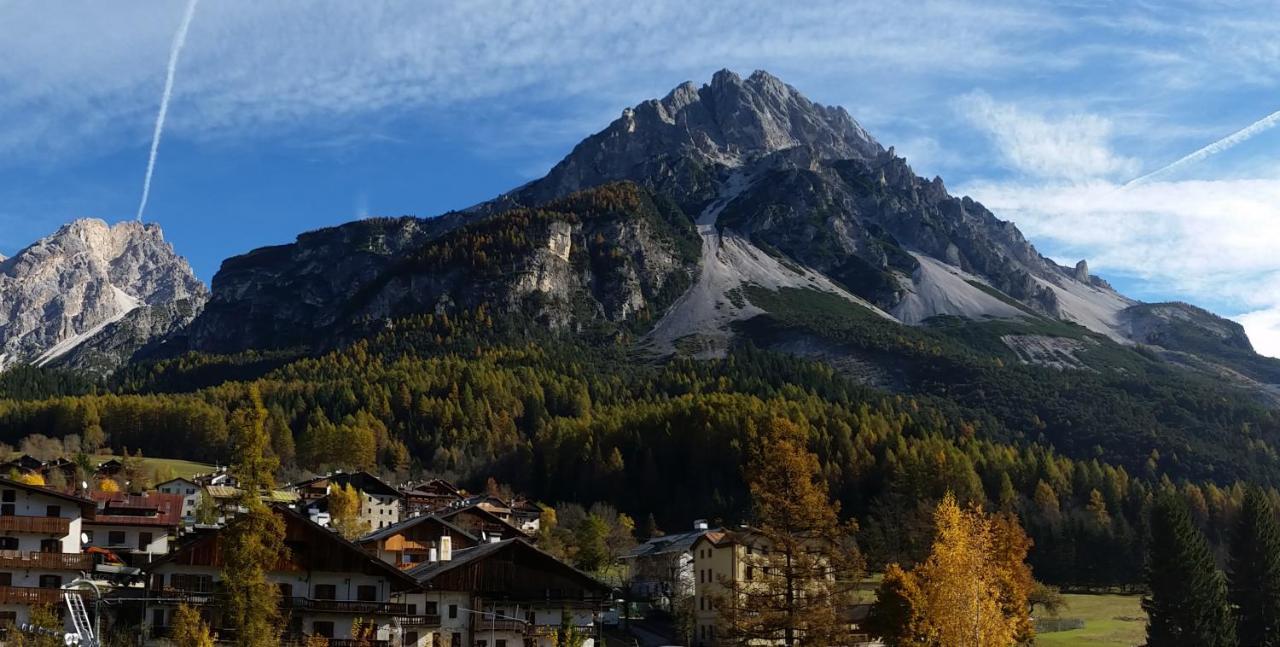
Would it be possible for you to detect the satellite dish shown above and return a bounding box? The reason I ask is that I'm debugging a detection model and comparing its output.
[80,532,89,545]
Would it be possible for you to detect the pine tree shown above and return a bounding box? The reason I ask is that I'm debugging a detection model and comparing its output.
[1144,493,1234,647]
[1230,488,1280,646]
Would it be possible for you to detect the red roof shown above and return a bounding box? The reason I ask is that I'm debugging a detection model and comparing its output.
[86,491,184,528]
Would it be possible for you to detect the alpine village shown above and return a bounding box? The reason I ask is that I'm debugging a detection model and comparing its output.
[0,67,1277,647]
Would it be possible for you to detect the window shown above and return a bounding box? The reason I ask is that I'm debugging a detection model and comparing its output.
[0,504,12,517]
[152,609,165,629]
[45,505,60,518]
[170,574,214,593]
[312,621,334,638]
[313,584,337,600]
[356,585,377,601]
[496,640,507,647]
[423,601,439,615]
[0,611,16,638]
[0,537,17,551]
[405,632,418,646]
[746,566,754,581]
[38,574,62,589]
[452,633,462,647]
[448,604,458,619]
[477,641,487,647]
[39,539,60,553]
[139,532,153,551]
[108,531,126,546]
[2,490,14,502]
[0,573,11,586]
[278,583,293,599]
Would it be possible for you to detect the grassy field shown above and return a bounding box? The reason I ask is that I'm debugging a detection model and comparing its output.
[88,454,216,481]
[1036,593,1146,647]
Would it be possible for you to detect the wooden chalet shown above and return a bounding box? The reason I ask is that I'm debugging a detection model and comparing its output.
[140,505,421,646]
[397,539,612,647]
[356,513,480,569]
[400,479,464,517]
[437,504,528,543]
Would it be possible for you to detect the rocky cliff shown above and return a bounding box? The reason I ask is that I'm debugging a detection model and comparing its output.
[0,219,206,372]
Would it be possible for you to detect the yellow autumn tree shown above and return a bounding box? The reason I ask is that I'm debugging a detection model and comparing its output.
[870,493,1035,646]
[17,472,45,486]
[718,416,863,646]
[97,477,120,493]
[329,483,371,540]
[168,603,216,647]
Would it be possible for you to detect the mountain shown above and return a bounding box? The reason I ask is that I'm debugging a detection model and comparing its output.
[174,68,1277,392]
[0,219,207,374]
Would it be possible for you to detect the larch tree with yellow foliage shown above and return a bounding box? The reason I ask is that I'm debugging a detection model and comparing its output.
[169,603,216,647]
[717,416,863,647]
[869,493,1035,646]
[328,483,371,540]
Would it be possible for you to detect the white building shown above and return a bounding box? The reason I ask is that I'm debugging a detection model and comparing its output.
[155,477,202,522]
[0,477,97,639]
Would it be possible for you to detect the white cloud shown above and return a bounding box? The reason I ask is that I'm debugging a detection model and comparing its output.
[1235,308,1280,359]
[0,1,1050,164]
[956,92,1140,181]
[961,176,1280,355]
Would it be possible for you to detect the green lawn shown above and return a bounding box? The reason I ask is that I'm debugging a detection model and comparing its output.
[89,454,216,482]
[1036,593,1146,647]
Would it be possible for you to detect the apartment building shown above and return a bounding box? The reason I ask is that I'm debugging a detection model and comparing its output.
[142,505,421,645]
[0,477,97,638]
[155,477,202,522]
[622,520,714,611]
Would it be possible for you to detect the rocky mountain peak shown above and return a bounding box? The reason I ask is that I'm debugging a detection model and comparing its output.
[509,69,884,206]
[0,218,207,371]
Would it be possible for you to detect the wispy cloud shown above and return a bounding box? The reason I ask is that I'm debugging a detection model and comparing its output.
[956,91,1140,181]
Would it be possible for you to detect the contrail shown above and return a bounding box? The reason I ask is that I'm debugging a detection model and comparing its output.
[136,0,200,222]
[1126,108,1280,186]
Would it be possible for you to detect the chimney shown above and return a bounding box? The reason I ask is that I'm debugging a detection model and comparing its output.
[693,519,709,531]
[439,535,453,561]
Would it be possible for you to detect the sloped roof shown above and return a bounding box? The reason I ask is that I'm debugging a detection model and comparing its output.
[438,503,528,537]
[358,513,477,544]
[407,538,611,596]
[146,505,421,590]
[0,477,96,516]
[291,471,401,498]
[625,528,715,560]
[86,491,184,528]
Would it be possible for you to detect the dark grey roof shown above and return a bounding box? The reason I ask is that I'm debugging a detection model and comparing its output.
[624,529,713,560]
[406,538,612,595]
[358,513,477,544]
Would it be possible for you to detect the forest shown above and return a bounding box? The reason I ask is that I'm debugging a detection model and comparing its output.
[1,290,1278,588]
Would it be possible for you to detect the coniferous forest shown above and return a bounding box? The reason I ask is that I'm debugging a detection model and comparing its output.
[2,289,1278,590]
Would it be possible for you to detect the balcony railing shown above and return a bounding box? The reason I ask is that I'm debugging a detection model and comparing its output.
[0,515,70,535]
[474,619,528,632]
[0,550,93,570]
[395,614,442,627]
[0,585,65,605]
[282,597,409,616]
[528,624,596,638]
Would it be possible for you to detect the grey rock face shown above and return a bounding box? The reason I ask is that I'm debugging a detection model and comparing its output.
[0,219,207,371]
[504,69,884,210]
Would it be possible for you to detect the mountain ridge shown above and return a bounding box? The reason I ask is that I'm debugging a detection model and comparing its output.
[0,218,207,374]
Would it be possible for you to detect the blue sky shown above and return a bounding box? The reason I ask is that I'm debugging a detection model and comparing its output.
[3,1,1280,353]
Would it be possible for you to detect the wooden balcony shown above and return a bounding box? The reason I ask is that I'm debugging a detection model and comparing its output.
[0,515,70,535]
[0,585,64,605]
[0,550,93,570]
[474,619,528,632]
[281,597,408,615]
[395,614,442,627]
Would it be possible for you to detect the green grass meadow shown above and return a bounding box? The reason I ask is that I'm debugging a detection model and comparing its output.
[1036,594,1146,647]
